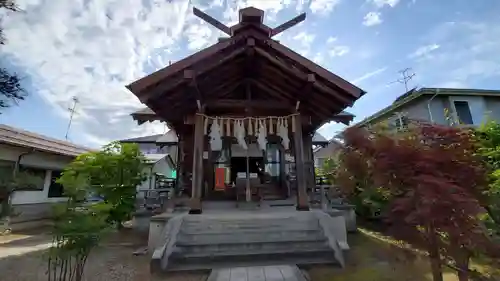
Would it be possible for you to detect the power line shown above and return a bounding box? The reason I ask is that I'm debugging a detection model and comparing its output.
[389,68,416,92]
[65,96,79,141]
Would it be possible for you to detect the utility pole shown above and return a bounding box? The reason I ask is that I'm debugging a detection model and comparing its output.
[389,68,416,92]
[65,96,79,141]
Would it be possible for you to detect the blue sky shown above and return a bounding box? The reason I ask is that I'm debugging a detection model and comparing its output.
[1,0,500,148]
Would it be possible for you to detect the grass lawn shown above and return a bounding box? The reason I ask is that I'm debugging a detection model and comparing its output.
[308,229,499,281]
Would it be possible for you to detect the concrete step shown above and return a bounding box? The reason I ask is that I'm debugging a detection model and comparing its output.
[180,223,321,234]
[177,229,324,245]
[183,215,312,223]
[182,217,317,228]
[168,248,336,271]
[175,239,329,256]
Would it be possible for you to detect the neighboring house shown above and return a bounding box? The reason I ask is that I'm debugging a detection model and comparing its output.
[119,133,178,193]
[314,139,343,168]
[354,87,500,129]
[0,124,90,228]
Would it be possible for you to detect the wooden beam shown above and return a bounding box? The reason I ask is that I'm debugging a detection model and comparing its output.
[253,76,335,121]
[257,36,365,99]
[193,7,231,35]
[205,99,294,109]
[293,113,309,211]
[141,46,247,103]
[154,70,243,118]
[302,132,315,199]
[127,34,241,94]
[259,65,346,113]
[270,13,306,37]
[189,113,204,214]
[254,47,353,106]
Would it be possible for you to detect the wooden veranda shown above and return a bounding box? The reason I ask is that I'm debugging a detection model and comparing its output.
[126,7,365,214]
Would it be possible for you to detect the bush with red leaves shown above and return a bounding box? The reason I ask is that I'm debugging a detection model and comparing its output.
[336,123,498,281]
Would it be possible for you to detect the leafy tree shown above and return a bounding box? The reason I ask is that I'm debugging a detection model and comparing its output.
[48,173,111,281]
[334,125,393,220]
[0,0,26,112]
[337,124,498,281]
[59,142,147,228]
[473,121,500,235]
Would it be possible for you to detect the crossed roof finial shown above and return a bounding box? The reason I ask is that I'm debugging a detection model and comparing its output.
[193,6,306,38]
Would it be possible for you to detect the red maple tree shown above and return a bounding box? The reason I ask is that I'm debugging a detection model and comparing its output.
[337,123,497,281]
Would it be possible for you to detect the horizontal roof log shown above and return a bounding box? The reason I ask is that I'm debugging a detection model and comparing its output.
[131,106,355,126]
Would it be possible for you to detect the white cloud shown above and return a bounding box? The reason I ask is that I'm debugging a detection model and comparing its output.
[409,43,440,58]
[418,22,500,83]
[370,0,400,8]
[325,36,350,57]
[312,52,324,64]
[293,31,316,47]
[352,67,388,84]
[437,81,468,89]
[1,0,296,146]
[363,0,399,27]
[309,0,342,16]
[363,12,382,26]
[329,46,350,57]
[292,31,316,56]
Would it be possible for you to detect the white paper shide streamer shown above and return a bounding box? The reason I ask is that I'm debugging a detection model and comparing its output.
[209,118,223,151]
[278,117,290,150]
[257,119,267,151]
[235,120,248,150]
[201,114,296,152]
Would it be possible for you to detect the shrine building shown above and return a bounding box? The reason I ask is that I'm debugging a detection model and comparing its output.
[127,7,365,214]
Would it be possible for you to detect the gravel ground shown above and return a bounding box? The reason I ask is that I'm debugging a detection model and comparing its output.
[0,230,208,281]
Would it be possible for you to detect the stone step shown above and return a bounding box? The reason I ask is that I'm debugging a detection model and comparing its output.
[177,229,324,245]
[175,240,329,256]
[180,223,321,234]
[183,215,312,223]
[182,217,316,227]
[168,249,336,271]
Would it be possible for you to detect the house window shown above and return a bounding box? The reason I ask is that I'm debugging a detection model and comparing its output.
[393,114,409,130]
[453,101,474,125]
[16,166,47,190]
[48,171,65,198]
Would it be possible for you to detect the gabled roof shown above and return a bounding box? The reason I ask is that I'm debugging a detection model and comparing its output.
[126,7,365,131]
[0,124,91,157]
[120,130,178,144]
[312,132,328,145]
[314,139,343,158]
[354,87,500,128]
[120,134,164,143]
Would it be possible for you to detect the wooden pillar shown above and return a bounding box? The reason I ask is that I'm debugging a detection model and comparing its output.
[189,113,204,214]
[303,132,315,191]
[293,113,309,211]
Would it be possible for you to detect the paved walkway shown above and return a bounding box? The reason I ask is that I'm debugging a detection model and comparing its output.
[207,265,307,281]
[0,234,52,258]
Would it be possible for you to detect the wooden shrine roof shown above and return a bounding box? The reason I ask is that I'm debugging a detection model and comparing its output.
[126,7,365,131]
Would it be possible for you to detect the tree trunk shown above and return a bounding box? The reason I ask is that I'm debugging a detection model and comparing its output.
[427,224,444,281]
[455,248,471,281]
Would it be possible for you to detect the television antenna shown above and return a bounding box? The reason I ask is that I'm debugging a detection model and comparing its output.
[65,96,79,141]
[389,68,416,92]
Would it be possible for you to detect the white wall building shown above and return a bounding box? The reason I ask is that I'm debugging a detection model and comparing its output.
[0,124,91,227]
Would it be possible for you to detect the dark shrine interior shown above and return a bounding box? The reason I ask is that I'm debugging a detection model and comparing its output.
[230,157,263,183]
